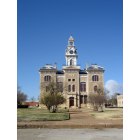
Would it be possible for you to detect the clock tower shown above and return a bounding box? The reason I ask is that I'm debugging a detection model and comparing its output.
[65,35,78,66]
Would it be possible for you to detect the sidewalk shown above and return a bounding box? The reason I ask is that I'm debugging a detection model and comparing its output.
[17,109,123,129]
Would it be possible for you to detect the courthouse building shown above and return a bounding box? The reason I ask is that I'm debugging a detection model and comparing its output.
[39,36,105,108]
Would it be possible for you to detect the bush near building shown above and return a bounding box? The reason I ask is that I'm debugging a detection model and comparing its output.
[40,82,66,113]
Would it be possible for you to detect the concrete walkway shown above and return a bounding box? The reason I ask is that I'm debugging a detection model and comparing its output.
[18,128,123,140]
[17,108,123,129]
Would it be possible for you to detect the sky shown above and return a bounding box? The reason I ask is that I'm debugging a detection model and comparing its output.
[17,0,123,100]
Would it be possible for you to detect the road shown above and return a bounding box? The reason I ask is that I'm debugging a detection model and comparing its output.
[17,128,123,140]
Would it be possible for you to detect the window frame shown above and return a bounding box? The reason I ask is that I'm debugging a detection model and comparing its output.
[72,85,75,92]
[92,75,99,81]
[68,85,71,92]
[80,82,86,92]
[44,75,51,82]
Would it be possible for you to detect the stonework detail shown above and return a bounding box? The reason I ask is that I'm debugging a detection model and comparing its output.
[39,36,105,108]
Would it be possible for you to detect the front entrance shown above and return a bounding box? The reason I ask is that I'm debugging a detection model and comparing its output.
[69,97,74,107]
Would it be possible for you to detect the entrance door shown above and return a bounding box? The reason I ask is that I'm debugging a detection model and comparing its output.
[69,97,74,107]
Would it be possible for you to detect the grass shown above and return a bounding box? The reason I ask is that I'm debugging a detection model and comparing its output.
[90,108,123,120]
[17,108,70,121]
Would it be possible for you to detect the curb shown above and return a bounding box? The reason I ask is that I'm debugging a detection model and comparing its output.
[17,124,123,129]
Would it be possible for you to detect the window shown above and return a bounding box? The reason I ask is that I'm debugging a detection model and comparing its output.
[44,75,51,82]
[72,79,75,81]
[70,59,73,66]
[92,75,99,81]
[72,85,75,92]
[94,85,98,92]
[68,79,71,81]
[57,82,63,92]
[80,82,86,92]
[68,85,71,92]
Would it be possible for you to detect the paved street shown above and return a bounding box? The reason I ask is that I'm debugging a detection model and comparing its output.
[17,128,123,140]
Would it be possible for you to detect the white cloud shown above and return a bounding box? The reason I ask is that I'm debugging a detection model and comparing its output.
[105,80,123,95]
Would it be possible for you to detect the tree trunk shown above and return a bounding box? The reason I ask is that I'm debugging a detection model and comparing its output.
[98,105,104,112]
[93,105,98,111]
[50,105,57,113]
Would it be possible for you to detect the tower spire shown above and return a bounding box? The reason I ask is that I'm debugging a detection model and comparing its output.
[68,35,74,46]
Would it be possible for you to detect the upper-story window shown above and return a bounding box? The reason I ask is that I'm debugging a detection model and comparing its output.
[92,75,99,81]
[80,82,86,92]
[72,79,75,81]
[68,85,71,92]
[72,85,75,92]
[68,79,71,81]
[44,75,51,82]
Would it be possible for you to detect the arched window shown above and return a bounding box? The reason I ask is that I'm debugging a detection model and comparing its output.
[70,59,73,66]
[92,75,99,81]
[94,85,98,92]
[68,85,71,92]
[72,85,75,92]
[44,75,51,82]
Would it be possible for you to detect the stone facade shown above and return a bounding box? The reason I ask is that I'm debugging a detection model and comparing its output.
[39,36,105,108]
[117,95,123,107]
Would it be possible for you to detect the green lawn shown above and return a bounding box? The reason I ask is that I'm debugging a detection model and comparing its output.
[90,108,123,120]
[17,108,70,121]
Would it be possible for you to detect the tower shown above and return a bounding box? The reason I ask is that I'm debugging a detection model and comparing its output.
[65,35,78,66]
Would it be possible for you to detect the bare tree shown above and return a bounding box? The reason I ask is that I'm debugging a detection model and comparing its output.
[17,86,27,105]
[108,93,120,106]
[40,82,66,113]
[30,96,36,102]
[88,86,106,111]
